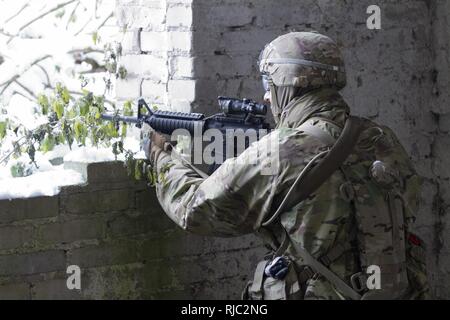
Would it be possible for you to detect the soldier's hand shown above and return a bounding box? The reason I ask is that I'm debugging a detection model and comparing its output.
[141,123,172,164]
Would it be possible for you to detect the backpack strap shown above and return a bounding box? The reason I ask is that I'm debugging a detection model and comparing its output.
[288,230,362,300]
[262,115,365,227]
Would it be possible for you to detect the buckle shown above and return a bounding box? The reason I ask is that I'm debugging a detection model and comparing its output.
[319,255,332,266]
[298,266,317,283]
[350,272,368,293]
[264,256,290,280]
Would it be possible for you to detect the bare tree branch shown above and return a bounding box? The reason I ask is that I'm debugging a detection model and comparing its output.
[14,80,38,99]
[0,55,52,94]
[74,15,93,36]
[17,0,77,33]
[95,11,114,31]
[11,90,36,102]
[35,63,51,87]
[66,0,81,30]
[45,84,115,106]
[68,47,104,55]
[5,2,30,23]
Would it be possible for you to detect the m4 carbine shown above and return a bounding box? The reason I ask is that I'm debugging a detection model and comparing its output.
[101,97,272,173]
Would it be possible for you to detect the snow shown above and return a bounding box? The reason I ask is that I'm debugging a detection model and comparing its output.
[0,166,85,200]
[63,146,116,163]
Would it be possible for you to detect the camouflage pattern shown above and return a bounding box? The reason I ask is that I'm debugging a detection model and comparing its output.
[151,87,429,300]
[259,32,347,90]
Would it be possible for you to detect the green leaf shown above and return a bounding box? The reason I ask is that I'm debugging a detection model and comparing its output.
[121,123,127,138]
[55,9,65,19]
[10,162,25,177]
[61,87,70,104]
[74,121,87,144]
[123,100,133,116]
[38,94,49,115]
[41,134,55,153]
[134,159,143,180]
[106,122,119,138]
[118,66,127,79]
[92,32,99,45]
[0,121,7,140]
[52,100,64,120]
[79,101,90,116]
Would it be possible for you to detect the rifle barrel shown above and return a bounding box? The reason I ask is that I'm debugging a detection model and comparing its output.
[101,114,140,124]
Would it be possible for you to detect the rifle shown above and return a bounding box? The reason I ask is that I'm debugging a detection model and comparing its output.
[101,97,272,173]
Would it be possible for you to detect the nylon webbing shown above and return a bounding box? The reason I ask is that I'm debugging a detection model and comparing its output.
[290,237,362,300]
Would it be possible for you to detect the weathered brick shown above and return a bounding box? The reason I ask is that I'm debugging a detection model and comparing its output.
[0,196,59,225]
[141,80,168,104]
[115,78,142,100]
[168,80,196,101]
[140,31,168,52]
[68,243,140,268]
[168,31,192,52]
[169,56,194,79]
[0,225,33,251]
[121,29,141,54]
[120,54,168,80]
[64,189,131,214]
[0,250,65,276]
[86,162,131,184]
[38,217,106,245]
[167,5,192,27]
[0,282,30,300]
[32,278,82,300]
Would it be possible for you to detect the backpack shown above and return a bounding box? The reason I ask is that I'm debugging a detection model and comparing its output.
[252,116,429,300]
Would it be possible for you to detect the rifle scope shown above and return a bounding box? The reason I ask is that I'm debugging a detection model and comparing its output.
[218,97,267,116]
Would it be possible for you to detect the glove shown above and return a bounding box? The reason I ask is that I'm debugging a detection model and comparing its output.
[141,123,172,164]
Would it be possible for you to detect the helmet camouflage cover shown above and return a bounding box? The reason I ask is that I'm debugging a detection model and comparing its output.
[259,32,347,90]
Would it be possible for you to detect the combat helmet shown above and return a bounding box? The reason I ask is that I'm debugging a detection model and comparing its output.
[259,32,347,90]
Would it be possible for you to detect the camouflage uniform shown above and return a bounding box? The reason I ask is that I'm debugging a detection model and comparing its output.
[149,32,429,299]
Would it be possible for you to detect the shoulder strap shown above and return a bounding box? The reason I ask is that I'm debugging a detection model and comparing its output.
[263,116,365,227]
[289,230,362,300]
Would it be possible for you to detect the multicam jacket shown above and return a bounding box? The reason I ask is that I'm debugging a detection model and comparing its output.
[152,87,429,300]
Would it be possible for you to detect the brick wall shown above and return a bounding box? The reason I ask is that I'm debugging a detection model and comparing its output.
[0,0,448,299]
[115,0,450,298]
[0,162,264,299]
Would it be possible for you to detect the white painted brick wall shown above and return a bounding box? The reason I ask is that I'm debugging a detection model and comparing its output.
[140,31,168,52]
[120,55,168,80]
[115,0,193,109]
[167,5,193,27]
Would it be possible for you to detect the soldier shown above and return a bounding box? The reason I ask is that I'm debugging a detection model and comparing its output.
[143,31,429,300]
